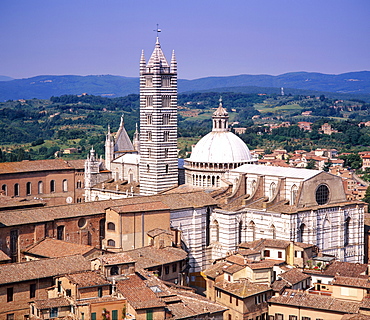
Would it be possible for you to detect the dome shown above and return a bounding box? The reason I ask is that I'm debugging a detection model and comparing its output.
[189,131,253,163]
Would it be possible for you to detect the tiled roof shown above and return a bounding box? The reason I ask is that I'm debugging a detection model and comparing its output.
[65,271,110,288]
[269,289,360,313]
[202,262,229,279]
[0,195,45,211]
[224,263,245,274]
[247,259,283,270]
[126,246,187,269]
[34,297,72,309]
[0,249,10,261]
[0,191,216,227]
[0,255,90,284]
[304,261,368,278]
[0,159,74,174]
[96,252,136,265]
[23,238,97,258]
[240,238,290,250]
[332,276,370,289]
[65,159,86,170]
[169,289,227,319]
[214,279,271,298]
[147,228,172,238]
[278,268,311,285]
[110,201,170,213]
[116,273,166,310]
[342,314,370,320]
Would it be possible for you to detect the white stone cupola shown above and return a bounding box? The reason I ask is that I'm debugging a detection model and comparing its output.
[212,97,229,132]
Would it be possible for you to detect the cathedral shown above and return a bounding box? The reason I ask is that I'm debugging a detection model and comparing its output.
[84,36,365,268]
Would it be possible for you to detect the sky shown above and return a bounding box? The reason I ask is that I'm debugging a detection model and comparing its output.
[0,0,369,80]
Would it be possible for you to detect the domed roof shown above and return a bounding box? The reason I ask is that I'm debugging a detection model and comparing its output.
[189,131,253,163]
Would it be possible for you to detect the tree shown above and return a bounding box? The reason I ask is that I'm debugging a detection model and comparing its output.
[363,186,370,204]
[306,159,317,170]
[323,160,332,172]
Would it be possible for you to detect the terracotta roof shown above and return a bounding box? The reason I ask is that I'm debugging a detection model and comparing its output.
[0,191,216,227]
[247,259,283,270]
[65,271,110,288]
[270,289,360,313]
[168,289,227,319]
[224,263,245,274]
[342,314,370,320]
[34,297,72,309]
[278,268,311,285]
[0,255,90,284]
[304,261,368,278]
[147,228,172,238]
[332,276,370,289]
[214,279,271,298]
[95,252,136,265]
[126,246,187,269]
[65,159,86,170]
[240,238,290,250]
[23,238,97,258]
[0,249,10,261]
[225,254,246,266]
[202,262,229,279]
[0,195,45,211]
[110,201,170,213]
[0,159,74,174]
[116,273,166,310]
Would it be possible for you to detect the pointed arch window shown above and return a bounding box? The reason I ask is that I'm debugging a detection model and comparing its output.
[271,224,276,239]
[1,184,7,196]
[213,220,220,242]
[299,224,306,243]
[291,185,298,205]
[344,217,350,246]
[248,221,256,241]
[269,182,276,200]
[238,221,243,244]
[251,180,257,194]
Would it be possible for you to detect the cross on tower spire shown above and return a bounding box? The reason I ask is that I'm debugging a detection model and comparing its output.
[153,24,161,37]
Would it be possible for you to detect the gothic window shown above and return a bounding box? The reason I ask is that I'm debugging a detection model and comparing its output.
[163,114,170,125]
[26,182,31,195]
[299,224,306,243]
[107,239,115,247]
[146,96,153,107]
[271,224,276,239]
[206,207,211,246]
[344,217,350,246]
[129,170,133,183]
[107,222,115,231]
[1,184,7,196]
[50,180,56,193]
[162,95,171,108]
[251,180,257,194]
[164,148,169,158]
[76,180,82,189]
[269,182,276,200]
[62,179,68,192]
[146,77,153,87]
[147,131,152,141]
[147,114,152,125]
[290,184,298,205]
[323,219,331,249]
[161,76,170,87]
[213,220,220,242]
[248,221,256,241]
[165,164,169,173]
[238,221,243,244]
[14,183,19,197]
[316,184,330,205]
[164,131,169,142]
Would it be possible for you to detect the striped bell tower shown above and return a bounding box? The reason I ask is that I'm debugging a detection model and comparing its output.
[139,37,178,195]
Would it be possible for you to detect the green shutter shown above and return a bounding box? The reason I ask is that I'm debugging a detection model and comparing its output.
[112,310,118,320]
[91,313,96,320]
[146,309,153,320]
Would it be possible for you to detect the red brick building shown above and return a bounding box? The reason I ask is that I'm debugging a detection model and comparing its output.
[0,159,85,206]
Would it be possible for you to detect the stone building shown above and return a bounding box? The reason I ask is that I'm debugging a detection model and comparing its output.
[184,97,256,189]
[0,159,85,205]
[206,164,365,263]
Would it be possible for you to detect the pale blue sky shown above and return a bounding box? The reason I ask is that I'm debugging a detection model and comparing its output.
[0,0,369,79]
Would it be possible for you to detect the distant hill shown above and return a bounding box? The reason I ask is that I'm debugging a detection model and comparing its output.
[0,75,14,82]
[1,71,370,101]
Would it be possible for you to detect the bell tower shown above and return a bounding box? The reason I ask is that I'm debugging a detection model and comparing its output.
[139,37,178,195]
